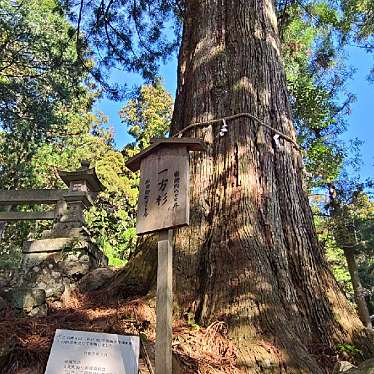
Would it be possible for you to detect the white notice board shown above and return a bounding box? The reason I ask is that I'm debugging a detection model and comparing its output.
[44,329,139,374]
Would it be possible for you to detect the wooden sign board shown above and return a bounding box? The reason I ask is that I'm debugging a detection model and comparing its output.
[44,329,139,374]
[136,146,189,235]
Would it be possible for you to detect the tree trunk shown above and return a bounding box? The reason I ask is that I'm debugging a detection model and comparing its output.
[343,247,372,329]
[116,0,372,371]
[167,0,371,371]
[327,184,373,330]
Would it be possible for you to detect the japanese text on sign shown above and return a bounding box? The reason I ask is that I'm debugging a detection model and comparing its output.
[136,146,189,234]
[44,329,139,374]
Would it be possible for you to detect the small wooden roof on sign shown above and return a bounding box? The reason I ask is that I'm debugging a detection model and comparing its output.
[125,138,205,172]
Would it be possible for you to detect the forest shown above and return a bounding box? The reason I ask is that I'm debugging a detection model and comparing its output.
[0,0,373,373]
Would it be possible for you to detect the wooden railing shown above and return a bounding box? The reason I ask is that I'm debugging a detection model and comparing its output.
[0,190,96,221]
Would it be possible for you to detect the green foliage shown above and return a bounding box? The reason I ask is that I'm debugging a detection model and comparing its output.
[342,0,374,44]
[279,1,356,188]
[0,221,30,268]
[120,81,173,153]
[0,0,94,266]
[62,0,179,87]
[77,81,173,265]
[84,193,137,267]
[316,210,374,312]
[313,181,374,313]
[336,343,363,360]
[87,81,173,264]
[325,234,354,295]
[82,82,173,266]
[0,0,92,189]
[0,0,136,266]
[31,114,139,267]
[330,186,374,313]
[33,80,174,268]
[329,183,374,256]
[1,81,172,268]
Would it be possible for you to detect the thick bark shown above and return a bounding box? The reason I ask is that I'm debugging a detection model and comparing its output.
[117,0,372,371]
[343,247,372,329]
[168,0,372,372]
[111,235,158,297]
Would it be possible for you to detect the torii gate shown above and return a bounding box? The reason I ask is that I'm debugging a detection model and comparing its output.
[0,161,103,234]
[0,161,106,270]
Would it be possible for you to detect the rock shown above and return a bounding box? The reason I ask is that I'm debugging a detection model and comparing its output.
[65,253,79,262]
[333,361,357,373]
[51,271,61,279]
[4,288,46,312]
[37,281,47,289]
[79,254,90,263]
[28,304,47,317]
[62,261,90,277]
[345,359,374,374]
[0,268,20,289]
[79,268,114,292]
[45,288,54,298]
[62,277,71,286]
[45,283,65,299]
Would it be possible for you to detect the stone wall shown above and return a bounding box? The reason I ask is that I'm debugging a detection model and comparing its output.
[0,268,20,289]
[0,239,108,316]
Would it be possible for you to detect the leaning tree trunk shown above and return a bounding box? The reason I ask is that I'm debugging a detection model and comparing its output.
[327,184,373,330]
[343,246,372,329]
[167,0,372,372]
[113,0,373,371]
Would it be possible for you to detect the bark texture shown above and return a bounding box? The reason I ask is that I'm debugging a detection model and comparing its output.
[115,0,373,371]
[167,0,372,372]
[327,184,372,330]
[343,247,372,329]
[111,235,158,297]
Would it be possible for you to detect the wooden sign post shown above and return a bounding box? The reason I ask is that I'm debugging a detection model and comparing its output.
[126,138,205,374]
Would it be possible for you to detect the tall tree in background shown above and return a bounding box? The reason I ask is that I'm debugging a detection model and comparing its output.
[0,0,90,189]
[342,0,374,69]
[279,1,356,189]
[327,181,373,329]
[120,81,173,154]
[0,0,93,243]
[0,0,133,266]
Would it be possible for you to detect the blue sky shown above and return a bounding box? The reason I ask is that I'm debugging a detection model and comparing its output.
[341,46,374,180]
[95,46,373,180]
[93,56,178,148]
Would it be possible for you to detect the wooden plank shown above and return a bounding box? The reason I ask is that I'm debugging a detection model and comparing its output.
[0,190,67,205]
[0,190,96,206]
[125,137,205,172]
[155,230,173,374]
[136,146,190,235]
[0,210,55,221]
